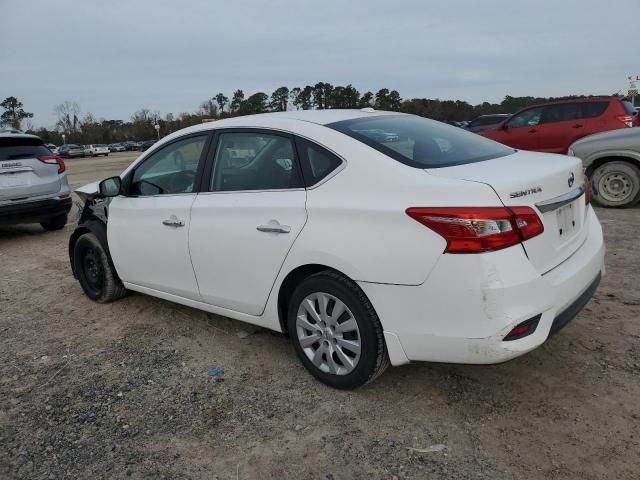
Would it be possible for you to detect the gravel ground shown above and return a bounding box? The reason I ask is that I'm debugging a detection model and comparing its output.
[1,154,639,479]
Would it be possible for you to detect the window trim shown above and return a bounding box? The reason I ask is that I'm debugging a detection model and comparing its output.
[122,132,214,197]
[201,128,306,194]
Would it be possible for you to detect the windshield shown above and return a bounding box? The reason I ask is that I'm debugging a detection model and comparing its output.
[328,115,514,168]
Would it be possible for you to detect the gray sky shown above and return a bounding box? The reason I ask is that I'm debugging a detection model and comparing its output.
[1,0,638,127]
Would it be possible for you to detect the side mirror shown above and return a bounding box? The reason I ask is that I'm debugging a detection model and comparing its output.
[99,176,122,197]
[501,122,509,131]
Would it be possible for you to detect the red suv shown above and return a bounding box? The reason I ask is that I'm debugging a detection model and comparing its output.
[480,97,637,154]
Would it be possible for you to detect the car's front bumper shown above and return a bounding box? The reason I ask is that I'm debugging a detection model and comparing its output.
[0,196,73,225]
[359,206,605,366]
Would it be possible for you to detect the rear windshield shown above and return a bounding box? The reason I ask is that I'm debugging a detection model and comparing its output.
[0,137,50,160]
[621,100,636,115]
[328,115,514,168]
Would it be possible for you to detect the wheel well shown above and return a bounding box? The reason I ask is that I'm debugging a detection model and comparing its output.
[586,156,640,177]
[277,264,344,335]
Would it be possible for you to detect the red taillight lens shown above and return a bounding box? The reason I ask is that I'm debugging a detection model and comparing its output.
[406,206,544,254]
[584,175,591,205]
[616,115,633,128]
[38,155,65,174]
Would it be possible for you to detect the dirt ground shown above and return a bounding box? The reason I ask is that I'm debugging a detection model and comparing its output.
[1,153,639,479]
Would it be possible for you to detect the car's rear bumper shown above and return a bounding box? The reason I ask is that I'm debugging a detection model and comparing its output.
[359,206,605,366]
[0,196,72,225]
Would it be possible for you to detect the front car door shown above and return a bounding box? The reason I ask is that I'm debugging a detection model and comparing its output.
[189,129,307,315]
[107,133,210,299]
[499,107,544,151]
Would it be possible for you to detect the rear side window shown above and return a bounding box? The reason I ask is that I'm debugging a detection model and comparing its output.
[581,101,609,118]
[210,132,303,191]
[295,138,342,186]
[328,115,514,169]
[541,103,582,123]
[0,137,50,160]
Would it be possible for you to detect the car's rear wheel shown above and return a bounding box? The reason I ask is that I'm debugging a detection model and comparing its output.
[40,214,67,231]
[73,232,126,303]
[287,271,389,389]
[591,161,640,208]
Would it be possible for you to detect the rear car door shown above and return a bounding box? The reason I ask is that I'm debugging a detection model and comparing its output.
[537,103,584,154]
[0,136,62,202]
[107,133,210,299]
[189,129,307,315]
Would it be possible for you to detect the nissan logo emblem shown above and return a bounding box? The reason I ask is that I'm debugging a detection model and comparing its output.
[568,172,575,188]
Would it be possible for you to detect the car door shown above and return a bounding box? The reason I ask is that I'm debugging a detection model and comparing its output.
[189,129,307,315]
[497,107,544,151]
[107,133,210,299]
[537,103,583,153]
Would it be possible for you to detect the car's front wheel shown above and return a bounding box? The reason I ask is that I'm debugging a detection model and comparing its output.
[287,271,389,389]
[73,232,127,303]
[591,161,640,208]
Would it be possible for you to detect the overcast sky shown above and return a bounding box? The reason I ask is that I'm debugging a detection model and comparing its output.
[1,0,638,127]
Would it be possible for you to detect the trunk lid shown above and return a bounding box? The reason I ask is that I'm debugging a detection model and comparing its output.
[426,151,587,274]
[0,137,62,201]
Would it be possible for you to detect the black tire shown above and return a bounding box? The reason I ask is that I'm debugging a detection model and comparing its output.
[40,214,67,231]
[287,271,389,389]
[73,232,126,303]
[591,161,640,208]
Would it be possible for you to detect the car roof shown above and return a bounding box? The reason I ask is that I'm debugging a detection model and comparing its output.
[0,131,42,141]
[174,109,405,136]
[529,97,616,108]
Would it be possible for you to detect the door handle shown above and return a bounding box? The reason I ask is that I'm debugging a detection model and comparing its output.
[572,124,583,128]
[162,215,185,227]
[257,221,291,234]
[528,129,537,133]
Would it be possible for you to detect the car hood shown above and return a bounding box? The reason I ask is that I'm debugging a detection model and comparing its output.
[571,127,640,148]
[75,181,99,202]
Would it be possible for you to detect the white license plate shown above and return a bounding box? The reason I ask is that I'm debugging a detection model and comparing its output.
[0,173,28,188]
[556,202,577,237]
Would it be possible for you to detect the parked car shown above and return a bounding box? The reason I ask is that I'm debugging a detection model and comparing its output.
[138,140,155,151]
[109,143,126,152]
[569,128,640,207]
[58,144,85,158]
[1,132,71,230]
[87,144,110,157]
[480,97,637,153]
[69,110,603,389]
[45,143,57,153]
[465,114,511,133]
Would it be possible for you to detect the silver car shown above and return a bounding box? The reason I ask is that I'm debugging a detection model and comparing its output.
[569,128,640,208]
[0,132,72,230]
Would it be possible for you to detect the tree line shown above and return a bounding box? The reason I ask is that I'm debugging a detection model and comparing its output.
[0,83,614,145]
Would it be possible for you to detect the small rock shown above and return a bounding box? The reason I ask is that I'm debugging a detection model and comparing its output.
[294,424,303,432]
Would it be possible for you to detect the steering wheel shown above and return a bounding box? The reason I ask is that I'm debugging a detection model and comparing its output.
[169,170,196,193]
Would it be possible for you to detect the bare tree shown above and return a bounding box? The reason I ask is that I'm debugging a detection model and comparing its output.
[54,101,81,134]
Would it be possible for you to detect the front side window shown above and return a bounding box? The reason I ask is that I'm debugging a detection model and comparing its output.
[130,135,206,195]
[210,132,303,191]
[328,115,513,169]
[507,107,544,128]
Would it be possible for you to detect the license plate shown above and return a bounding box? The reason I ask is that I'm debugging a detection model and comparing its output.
[556,202,576,237]
[0,173,28,188]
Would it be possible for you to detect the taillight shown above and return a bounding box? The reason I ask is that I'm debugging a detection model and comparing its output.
[406,206,544,253]
[584,175,591,205]
[616,115,634,128]
[38,155,65,174]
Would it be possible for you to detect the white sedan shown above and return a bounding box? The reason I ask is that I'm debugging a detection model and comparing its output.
[87,144,110,157]
[69,109,604,389]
